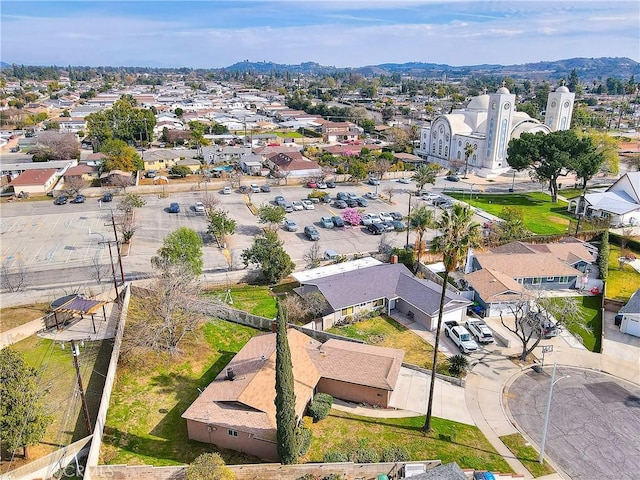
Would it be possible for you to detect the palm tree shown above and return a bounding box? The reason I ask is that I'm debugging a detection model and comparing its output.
[423,203,482,433]
[413,164,437,191]
[408,205,434,266]
[463,143,477,178]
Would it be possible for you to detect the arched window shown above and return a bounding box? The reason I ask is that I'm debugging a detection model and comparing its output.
[457,151,461,159]
[444,146,449,157]
[432,144,436,153]
[438,140,442,155]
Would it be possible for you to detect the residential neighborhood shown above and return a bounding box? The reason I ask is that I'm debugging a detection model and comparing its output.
[1,47,639,480]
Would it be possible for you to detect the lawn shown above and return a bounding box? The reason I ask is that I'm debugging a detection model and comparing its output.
[101,315,263,466]
[202,281,300,319]
[500,433,554,478]
[448,192,572,235]
[2,336,110,474]
[304,409,513,473]
[327,315,450,375]
[0,303,50,332]
[607,244,640,302]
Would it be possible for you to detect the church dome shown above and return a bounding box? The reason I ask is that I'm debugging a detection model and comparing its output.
[496,86,510,94]
[467,94,490,110]
[556,85,570,93]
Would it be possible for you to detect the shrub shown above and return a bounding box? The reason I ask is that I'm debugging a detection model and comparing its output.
[186,452,234,480]
[447,354,469,377]
[308,393,333,422]
[381,445,410,462]
[323,450,348,463]
[296,423,312,456]
[598,230,610,280]
[322,475,345,480]
[351,446,379,463]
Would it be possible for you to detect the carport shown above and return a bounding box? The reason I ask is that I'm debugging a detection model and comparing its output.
[47,294,108,334]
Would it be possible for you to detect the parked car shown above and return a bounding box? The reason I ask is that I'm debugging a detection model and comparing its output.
[345,198,357,207]
[194,201,205,213]
[260,184,271,192]
[367,223,385,235]
[292,201,304,211]
[284,219,298,232]
[333,200,348,209]
[364,192,378,200]
[239,185,250,194]
[331,215,345,227]
[380,221,395,232]
[391,220,406,231]
[306,181,318,188]
[336,192,349,201]
[397,177,411,184]
[361,213,382,226]
[379,212,393,222]
[250,184,261,193]
[222,186,232,195]
[301,199,315,210]
[317,182,327,189]
[444,321,479,354]
[445,174,460,182]
[326,181,336,188]
[54,195,68,205]
[146,170,157,178]
[72,195,86,204]
[304,225,320,241]
[169,202,180,213]
[421,193,440,203]
[275,195,286,206]
[283,202,294,213]
[368,177,380,186]
[465,319,494,344]
[102,192,113,202]
[389,211,403,221]
[10,146,20,153]
[320,216,334,228]
[347,192,358,200]
[355,197,368,207]
[433,197,452,208]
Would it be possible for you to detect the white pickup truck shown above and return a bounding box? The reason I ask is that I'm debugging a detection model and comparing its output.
[444,321,479,354]
[465,319,495,344]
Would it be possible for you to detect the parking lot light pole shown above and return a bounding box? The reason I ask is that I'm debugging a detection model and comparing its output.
[539,363,570,464]
[406,192,412,247]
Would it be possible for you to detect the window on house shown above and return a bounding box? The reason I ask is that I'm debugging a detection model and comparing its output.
[228,429,238,437]
[532,278,541,285]
[374,298,384,307]
[341,306,354,316]
[546,276,555,281]
[560,276,569,283]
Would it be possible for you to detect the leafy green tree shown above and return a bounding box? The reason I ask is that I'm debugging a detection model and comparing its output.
[169,165,191,177]
[517,102,541,120]
[186,452,234,480]
[463,143,477,178]
[446,354,469,377]
[424,204,481,432]
[507,130,597,202]
[86,95,155,148]
[413,164,437,191]
[154,227,203,276]
[274,301,298,464]
[101,138,143,172]
[0,348,53,459]
[174,107,184,117]
[580,130,618,177]
[207,209,237,248]
[408,205,434,265]
[347,160,367,182]
[189,120,210,158]
[257,204,286,230]
[241,230,295,284]
[488,207,531,244]
[117,193,146,212]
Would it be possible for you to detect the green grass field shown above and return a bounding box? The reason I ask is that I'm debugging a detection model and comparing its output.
[203,284,278,318]
[607,244,640,302]
[304,410,513,473]
[101,316,262,466]
[327,315,450,375]
[548,295,602,352]
[500,433,554,477]
[448,192,572,235]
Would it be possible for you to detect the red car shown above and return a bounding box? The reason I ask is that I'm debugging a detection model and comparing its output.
[306,181,318,188]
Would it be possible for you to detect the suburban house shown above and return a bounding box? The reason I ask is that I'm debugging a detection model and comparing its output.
[9,168,60,195]
[570,172,640,227]
[322,121,361,144]
[263,151,322,179]
[201,146,252,165]
[182,328,404,461]
[292,259,471,331]
[141,150,183,171]
[465,239,598,316]
[63,163,100,184]
[617,288,640,337]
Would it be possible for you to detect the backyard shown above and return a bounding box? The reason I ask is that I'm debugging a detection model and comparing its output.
[548,295,602,352]
[304,409,513,473]
[327,315,451,375]
[0,302,50,332]
[448,192,572,235]
[201,281,299,319]
[607,244,640,302]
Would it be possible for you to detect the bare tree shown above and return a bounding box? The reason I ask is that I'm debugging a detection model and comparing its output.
[383,186,395,204]
[110,173,134,193]
[303,291,329,319]
[200,192,220,214]
[88,255,110,288]
[378,232,393,258]
[0,260,28,292]
[37,131,80,160]
[121,262,202,360]
[280,294,309,323]
[117,211,138,244]
[373,158,392,180]
[303,242,322,269]
[225,170,243,189]
[63,176,88,197]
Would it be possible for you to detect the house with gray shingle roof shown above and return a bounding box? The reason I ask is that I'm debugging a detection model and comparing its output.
[618,288,640,337]
[294,262,470,331]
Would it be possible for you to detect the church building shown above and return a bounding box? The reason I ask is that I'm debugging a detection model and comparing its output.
[414,85,575,177]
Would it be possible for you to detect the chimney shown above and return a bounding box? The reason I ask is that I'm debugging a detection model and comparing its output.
[271,320,277,333]
[390,254,398,264]
[225,367,235,381]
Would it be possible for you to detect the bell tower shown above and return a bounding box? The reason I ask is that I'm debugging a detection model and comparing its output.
[485,85,515,170]
[545,84,575,132]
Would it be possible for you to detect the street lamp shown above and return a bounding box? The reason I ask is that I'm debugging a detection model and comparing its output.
[405,192,412,248]
[539,363,570,464]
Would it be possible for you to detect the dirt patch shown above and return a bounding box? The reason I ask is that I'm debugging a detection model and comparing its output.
[0,303,50,332]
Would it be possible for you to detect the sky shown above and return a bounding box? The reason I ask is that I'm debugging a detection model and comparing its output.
[1,1,639,69]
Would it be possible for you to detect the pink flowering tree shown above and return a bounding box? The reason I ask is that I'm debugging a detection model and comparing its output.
[341,208,362,226]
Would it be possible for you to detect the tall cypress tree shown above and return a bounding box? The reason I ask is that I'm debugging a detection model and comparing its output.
[274,301,297,464]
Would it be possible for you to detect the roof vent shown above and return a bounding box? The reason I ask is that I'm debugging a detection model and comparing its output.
[225,367,235,381]
[261,355,266,361]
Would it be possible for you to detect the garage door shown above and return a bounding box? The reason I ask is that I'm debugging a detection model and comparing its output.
[622,317,640,338]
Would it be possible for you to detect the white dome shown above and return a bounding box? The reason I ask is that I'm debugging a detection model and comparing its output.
[556,85,570,93]
[467,94,490,110]
[496,86,510,94]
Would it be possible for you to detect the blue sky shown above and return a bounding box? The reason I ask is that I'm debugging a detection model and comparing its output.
[1,1,639,68]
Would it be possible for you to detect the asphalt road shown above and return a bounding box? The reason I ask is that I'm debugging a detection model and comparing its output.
[507,367,640,479]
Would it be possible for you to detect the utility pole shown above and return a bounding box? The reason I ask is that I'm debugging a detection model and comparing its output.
[406,192,412,247]
[109,215,125,284]
[70,340,92,434]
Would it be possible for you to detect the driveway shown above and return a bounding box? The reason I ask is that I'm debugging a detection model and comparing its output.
[507,367,640,479]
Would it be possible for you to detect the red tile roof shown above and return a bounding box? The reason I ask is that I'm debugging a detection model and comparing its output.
[10,168,58,186]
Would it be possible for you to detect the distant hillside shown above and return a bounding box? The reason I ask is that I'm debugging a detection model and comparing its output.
[224,57,639,81]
